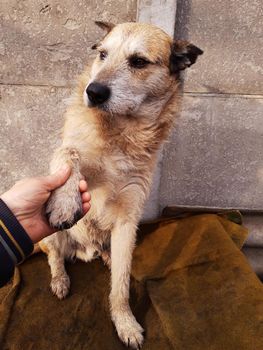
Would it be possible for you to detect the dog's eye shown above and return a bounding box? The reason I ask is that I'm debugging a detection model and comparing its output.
[129,56,150,69]
[99,51,107,60]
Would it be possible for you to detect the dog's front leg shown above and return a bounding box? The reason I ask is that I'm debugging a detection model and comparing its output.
[46,147,83,230]
[110,220,144,349]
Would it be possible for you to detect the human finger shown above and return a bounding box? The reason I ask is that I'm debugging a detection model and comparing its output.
[81,191,91,203]
[82,202,91,214]
[44,166,71,191]
[79,179,88,193]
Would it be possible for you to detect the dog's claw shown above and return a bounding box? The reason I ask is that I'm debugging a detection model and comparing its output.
[50,275,70,300]
[48,209,83,231]
[126,336,143,350]
[93,250,100,259]
[113,311,144,349]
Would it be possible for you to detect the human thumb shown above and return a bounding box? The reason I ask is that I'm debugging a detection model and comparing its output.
[44,165,72,191]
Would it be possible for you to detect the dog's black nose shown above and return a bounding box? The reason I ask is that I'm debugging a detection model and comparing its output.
[86,82,111,106]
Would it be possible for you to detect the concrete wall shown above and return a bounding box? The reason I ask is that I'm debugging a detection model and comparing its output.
[0,0,136,191]
[159,0,263,212]
[1,0,263,222]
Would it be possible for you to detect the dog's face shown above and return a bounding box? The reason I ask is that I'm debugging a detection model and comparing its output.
[83,22,203,117]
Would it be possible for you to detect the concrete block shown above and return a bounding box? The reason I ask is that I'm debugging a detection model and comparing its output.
[242,247,263,278]
[137,0,177,36]
[0,85,70,192]
[243,215,263,247]
[160,95,263,211]
[0,0,137,86]
[175,0,263,94]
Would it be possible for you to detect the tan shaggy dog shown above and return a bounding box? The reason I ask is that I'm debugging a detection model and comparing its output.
[40,21,203,349]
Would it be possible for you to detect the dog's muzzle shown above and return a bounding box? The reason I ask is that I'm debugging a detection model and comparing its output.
[86,82,111,106]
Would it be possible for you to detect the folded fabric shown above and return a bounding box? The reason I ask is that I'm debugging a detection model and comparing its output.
[1,214,263,350]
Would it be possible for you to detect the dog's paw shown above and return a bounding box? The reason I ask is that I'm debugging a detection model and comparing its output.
[46,181,83,230]
[50,275,70,300]
[113,311,144,349]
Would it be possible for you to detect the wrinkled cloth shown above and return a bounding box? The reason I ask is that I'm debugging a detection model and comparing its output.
[1,214,263,350]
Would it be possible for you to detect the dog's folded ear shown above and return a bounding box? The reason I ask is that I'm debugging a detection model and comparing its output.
[95,21,115,33]
[92,21,116,49]
[169,40,203,74]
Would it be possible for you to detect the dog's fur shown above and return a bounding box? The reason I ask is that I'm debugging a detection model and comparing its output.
[40,22,203,349]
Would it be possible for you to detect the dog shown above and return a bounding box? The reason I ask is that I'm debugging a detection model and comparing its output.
[40,21,203,349]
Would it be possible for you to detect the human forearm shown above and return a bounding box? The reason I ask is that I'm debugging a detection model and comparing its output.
[0,199,33,287]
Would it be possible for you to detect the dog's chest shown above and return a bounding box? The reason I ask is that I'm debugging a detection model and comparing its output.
[83,147,140,188]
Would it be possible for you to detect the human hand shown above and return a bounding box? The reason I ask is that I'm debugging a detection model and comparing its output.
[0,166,91,243]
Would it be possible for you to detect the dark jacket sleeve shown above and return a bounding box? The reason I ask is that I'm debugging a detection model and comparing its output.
[0,199,33,287]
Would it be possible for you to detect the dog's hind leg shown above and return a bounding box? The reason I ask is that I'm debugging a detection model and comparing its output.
[40,231,74,299]
[48,250,70,299]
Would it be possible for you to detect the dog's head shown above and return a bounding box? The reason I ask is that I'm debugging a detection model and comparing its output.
[83,22,203,117]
